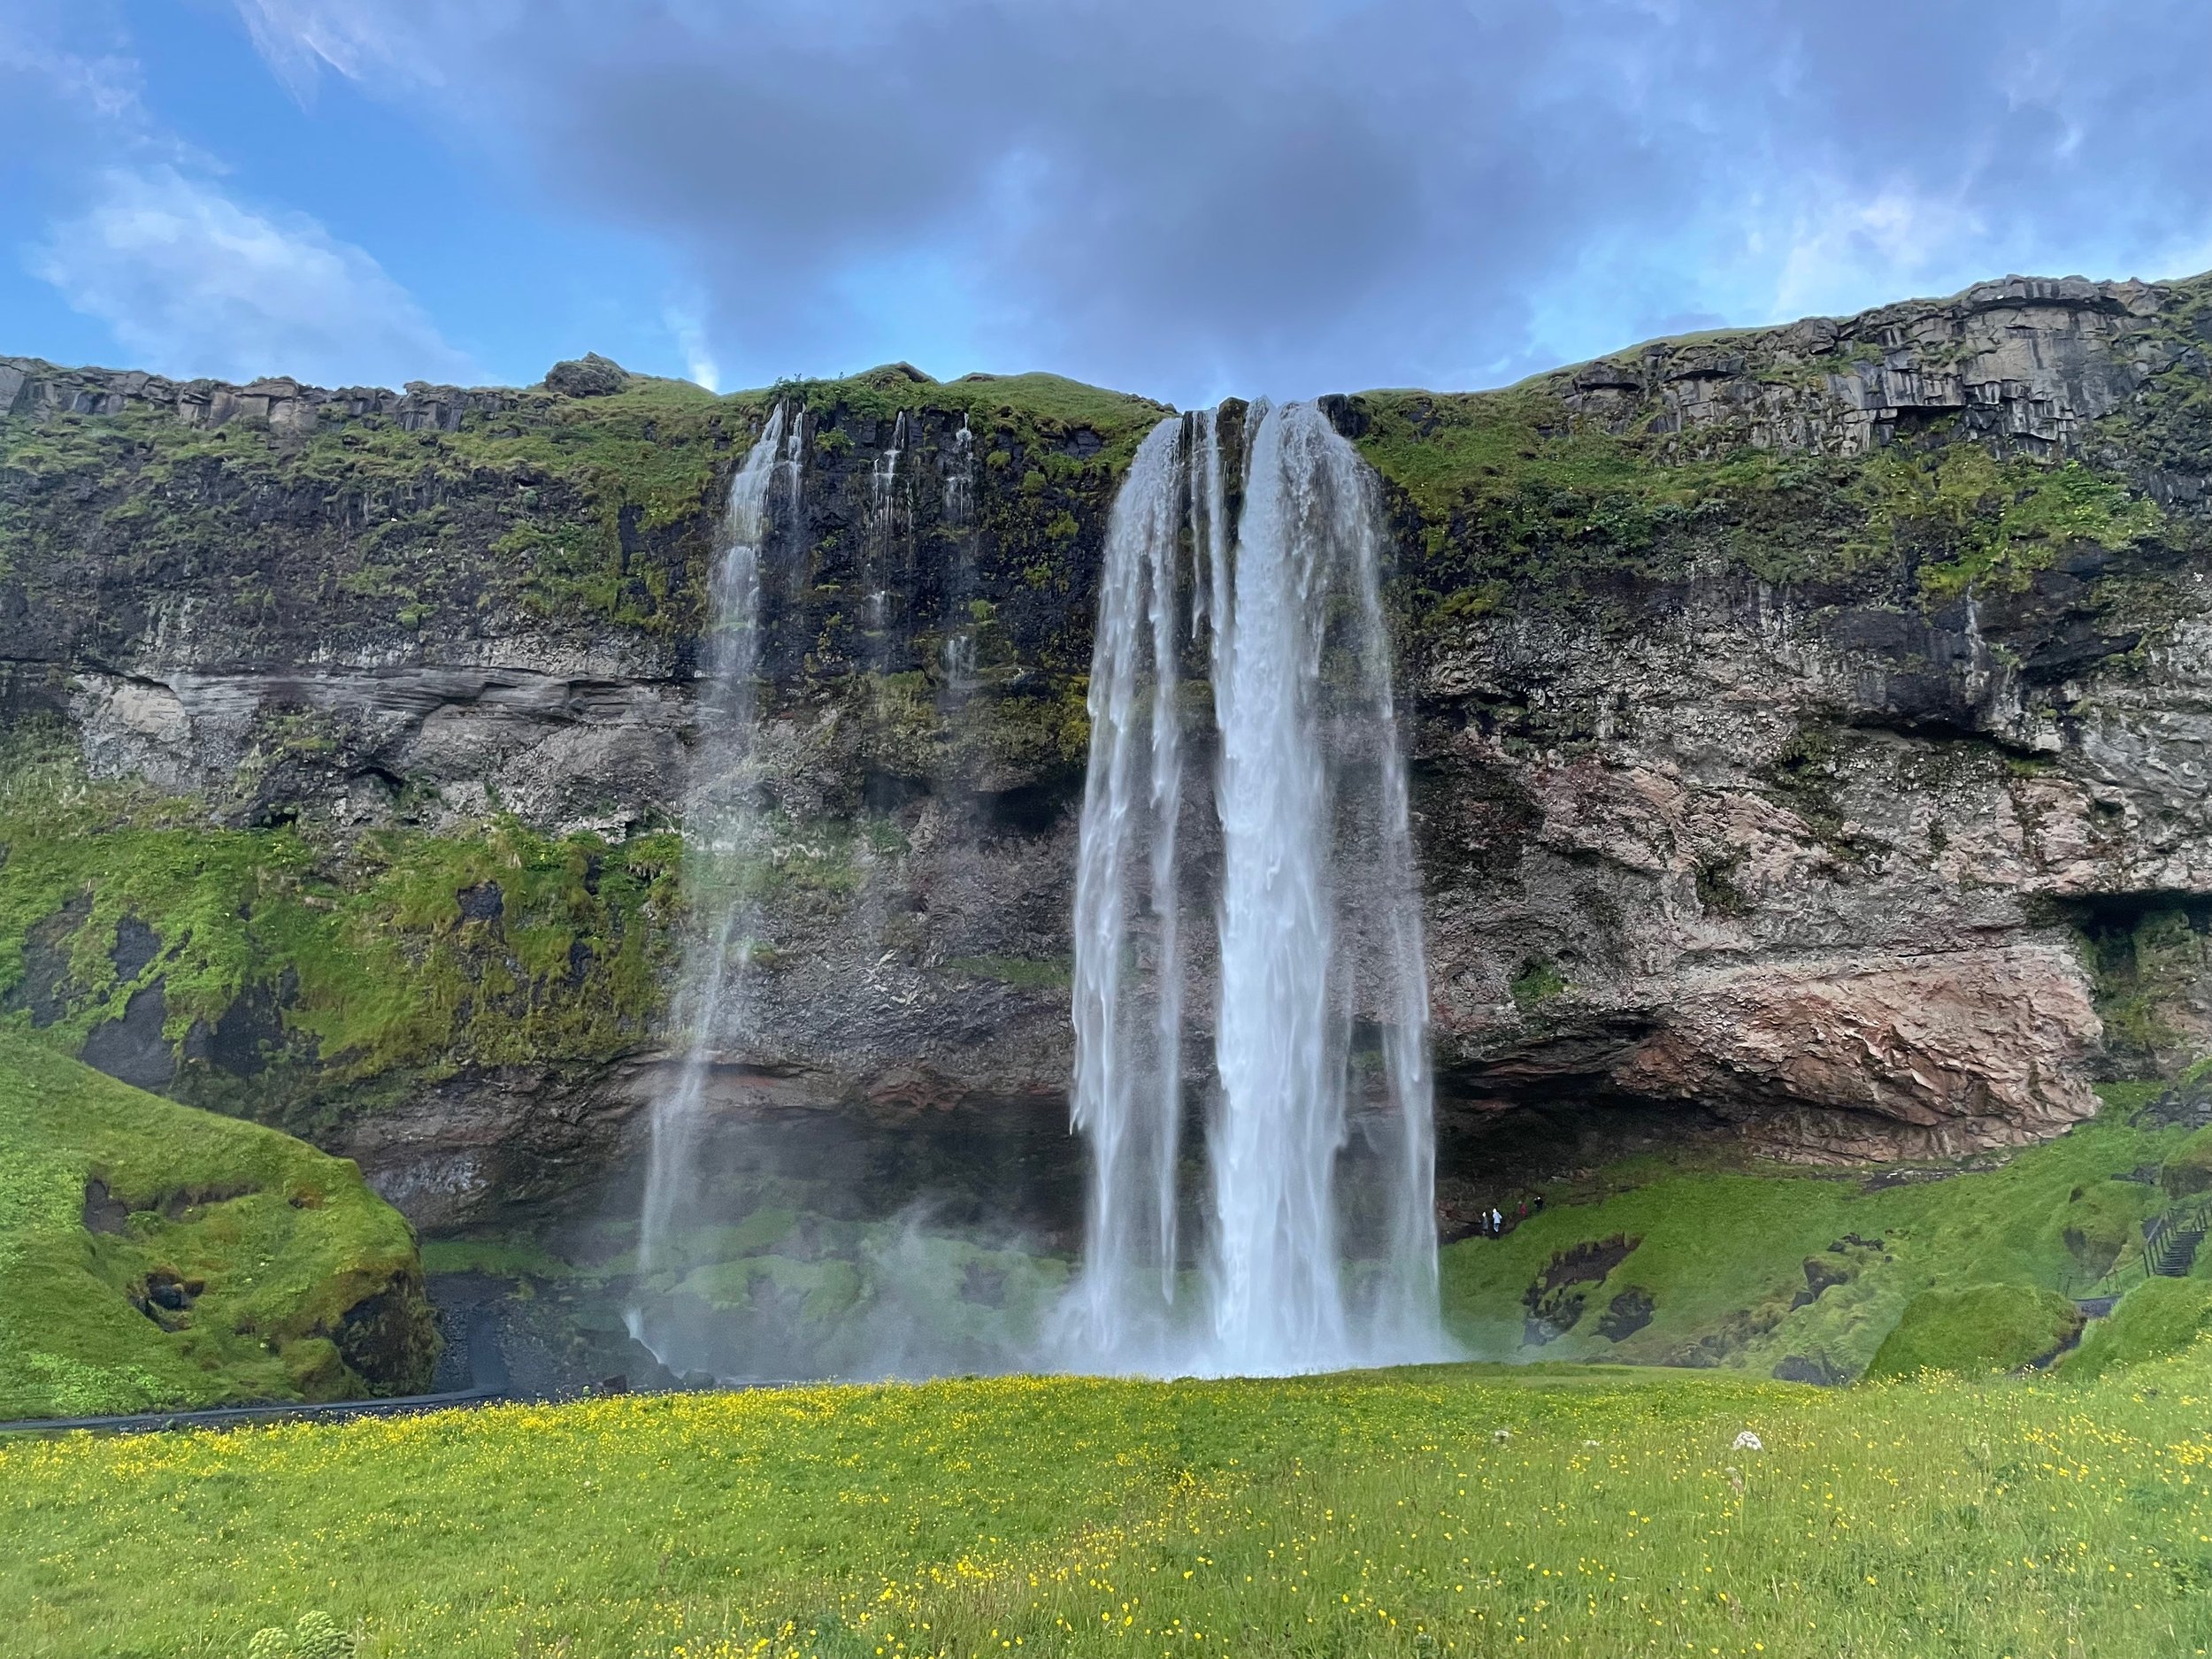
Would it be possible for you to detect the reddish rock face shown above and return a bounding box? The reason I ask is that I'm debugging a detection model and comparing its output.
[1608,947,2101,1158]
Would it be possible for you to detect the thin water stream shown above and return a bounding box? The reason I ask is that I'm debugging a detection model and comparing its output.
[630,405,792,1362]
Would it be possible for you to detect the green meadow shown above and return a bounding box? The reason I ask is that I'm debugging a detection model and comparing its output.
[7,1341,2212,1659]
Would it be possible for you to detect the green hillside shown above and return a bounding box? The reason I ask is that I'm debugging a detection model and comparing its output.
[1439,1087,2206,1380]
[0,1031,434,1418]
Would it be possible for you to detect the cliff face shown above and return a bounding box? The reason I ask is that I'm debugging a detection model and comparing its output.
[5,272,2212,1236]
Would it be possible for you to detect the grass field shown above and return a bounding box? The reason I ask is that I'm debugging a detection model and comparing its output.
[7,1341,2212,1659]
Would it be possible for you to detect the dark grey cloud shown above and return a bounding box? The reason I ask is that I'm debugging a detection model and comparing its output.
[239,0,2212,400]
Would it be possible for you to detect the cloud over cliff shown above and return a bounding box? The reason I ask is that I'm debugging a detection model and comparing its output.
[12,1,2212,397]
[222,0,2212,401]
[32,165,470,388]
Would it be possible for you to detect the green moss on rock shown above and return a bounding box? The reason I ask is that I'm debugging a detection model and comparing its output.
[0,728,680,1127]
[2160,1125,2212,1198]
[0,1031,433,1418]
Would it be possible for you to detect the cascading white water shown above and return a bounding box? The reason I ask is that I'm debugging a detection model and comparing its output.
[630,404,795,1358]
[940,418,979,694]
[1058,401,1445,1377]
[872,409,908,513]
[1057,419,1192,1363]
[1206,402,1350,1369]
[868,409,910,639]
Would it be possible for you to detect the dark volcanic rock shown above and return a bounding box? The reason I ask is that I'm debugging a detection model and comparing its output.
[80,982,175,1094]
[545,354,632,397]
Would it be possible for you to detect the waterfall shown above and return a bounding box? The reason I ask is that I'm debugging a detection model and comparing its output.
[1058,402,1444,1377]
[941,418,979,695]
[872,409,908,513]
[629,404,795,1363]
[1057,419,1191,1364]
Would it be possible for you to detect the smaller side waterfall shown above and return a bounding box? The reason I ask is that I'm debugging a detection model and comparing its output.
[872,409,909,514]
[631,404,795,1362]
[940,418,979,695]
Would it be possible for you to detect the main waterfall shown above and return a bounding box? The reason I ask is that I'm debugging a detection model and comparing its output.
[1057,402,1444,1377]
[627,396,1433,1384]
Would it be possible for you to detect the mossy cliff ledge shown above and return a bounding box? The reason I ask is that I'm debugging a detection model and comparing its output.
[6,273,2212,1233]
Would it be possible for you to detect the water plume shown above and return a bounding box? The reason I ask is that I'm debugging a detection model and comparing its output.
[1057,401,1445,1377]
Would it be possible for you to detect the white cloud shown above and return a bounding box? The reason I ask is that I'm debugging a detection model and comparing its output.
[227,0,483,99]
[1767,181,1990,322]
[229,0,405,96]
[0,6,142,124]
[29,165,472,388]
[207,0,2212,398]
[663,301,718,392]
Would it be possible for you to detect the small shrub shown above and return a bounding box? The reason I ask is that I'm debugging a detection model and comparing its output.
[1509,958,1566,1010]
[243,1612,353,1659]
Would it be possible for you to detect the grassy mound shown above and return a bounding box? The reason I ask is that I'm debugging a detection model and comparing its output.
[0,1032,434,1418]
[2161,1122,2212,1197]
[4,1348,2209,1656]
[1864,1283,2082,1379]
[2063,1276,2212,1379]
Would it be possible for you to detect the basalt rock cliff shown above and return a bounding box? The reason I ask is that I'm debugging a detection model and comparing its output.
[5,272,2212,1241]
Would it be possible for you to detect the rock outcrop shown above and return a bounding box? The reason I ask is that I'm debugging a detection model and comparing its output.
[5,272,2212,1229]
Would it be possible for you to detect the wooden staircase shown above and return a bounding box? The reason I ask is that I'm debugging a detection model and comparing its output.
[2063,1194,2212,1304]
[2145,1197,2212,1279]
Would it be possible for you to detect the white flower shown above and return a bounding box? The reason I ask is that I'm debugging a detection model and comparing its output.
[1582,1439,1601,1448]
[1732,1430,1763,1452]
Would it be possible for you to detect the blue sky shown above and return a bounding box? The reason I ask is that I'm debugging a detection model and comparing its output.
[5,1,2211,405]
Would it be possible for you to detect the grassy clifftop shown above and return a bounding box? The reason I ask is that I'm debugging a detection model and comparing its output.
[0,1030,433,1418]
[0,355,1167,644]
[1347,272,2212,634]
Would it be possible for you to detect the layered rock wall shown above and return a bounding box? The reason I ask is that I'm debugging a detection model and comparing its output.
[5,273,2212,1228]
